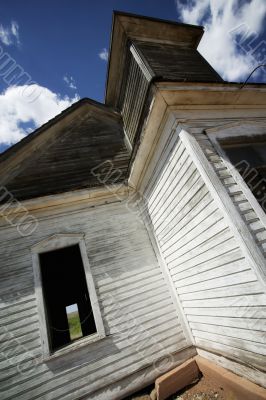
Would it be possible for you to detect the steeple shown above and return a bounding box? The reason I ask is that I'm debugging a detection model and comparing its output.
[105,11,223,109]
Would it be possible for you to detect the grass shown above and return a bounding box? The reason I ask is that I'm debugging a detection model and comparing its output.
[67,311,83,341]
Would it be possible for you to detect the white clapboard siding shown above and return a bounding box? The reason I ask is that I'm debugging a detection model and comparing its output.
[191,121,266,259]
[0,202,189,400]
[142,123,266,371]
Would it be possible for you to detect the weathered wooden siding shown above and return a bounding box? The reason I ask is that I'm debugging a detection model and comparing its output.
[134,41,223,83]
[118,47,151,147]
[141,123,266,374]
[0,201,190,400]
[3,105,130,202]
[191,121,266,259]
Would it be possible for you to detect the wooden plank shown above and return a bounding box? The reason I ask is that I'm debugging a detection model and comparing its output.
[182,293,266,308]
[180,281,264,301]
[189,317,266,334]
[194,331,266,357]
[168,234,236,272]
[172,249,244,281]
[190,321,266,348]
[159,192,214,247]
[175,263,254,289]
[186,306,266,318]
[161,203,221,255]
[165,219,229,263]
[135,42,223,83]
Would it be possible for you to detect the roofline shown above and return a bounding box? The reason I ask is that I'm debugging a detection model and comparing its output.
[225,81,266,86]
[155,81,266,89]
[104,12,116,104]
[104,10,205,105]
[112,10,204,31]
[2,80,265,162]
[0,97,121,163]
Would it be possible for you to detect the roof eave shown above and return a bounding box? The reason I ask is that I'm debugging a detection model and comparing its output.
[104,11,205,107]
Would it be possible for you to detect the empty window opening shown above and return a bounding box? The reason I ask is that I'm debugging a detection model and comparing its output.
[39,244,97,352]
[66,304,83,341]
[221,138,266,212]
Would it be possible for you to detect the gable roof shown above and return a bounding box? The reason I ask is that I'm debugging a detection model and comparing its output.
[1,99,130,202]
[0,98,119,164]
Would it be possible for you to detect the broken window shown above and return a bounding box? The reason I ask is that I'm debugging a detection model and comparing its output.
[39,244,97,352]
[221,137,266,212]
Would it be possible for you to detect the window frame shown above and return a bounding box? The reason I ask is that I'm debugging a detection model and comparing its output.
[206,121,266,230]
[31,233,105,359]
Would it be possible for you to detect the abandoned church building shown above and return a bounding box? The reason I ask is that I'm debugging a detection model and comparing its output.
[0,11,266,400]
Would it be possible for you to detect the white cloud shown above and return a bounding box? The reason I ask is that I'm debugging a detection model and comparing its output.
[176,0,266,81]
[63,74,77,90]
[0,20,20,46]
[10,21,20,44]
[98,48,109,61]
[0,84,80,146]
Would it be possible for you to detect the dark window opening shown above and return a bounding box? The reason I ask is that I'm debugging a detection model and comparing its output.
[39,245,97,352]
[221,139,266,213]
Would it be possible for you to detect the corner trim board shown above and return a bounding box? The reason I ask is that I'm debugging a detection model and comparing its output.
[179,128,266,288]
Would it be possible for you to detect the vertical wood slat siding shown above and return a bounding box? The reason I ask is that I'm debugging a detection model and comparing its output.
[120,51,150,146]
[0,202,188,400]
[142,129,266,371]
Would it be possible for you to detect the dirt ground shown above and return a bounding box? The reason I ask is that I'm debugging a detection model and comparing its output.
[170,376,226,400]
[126,375,226,400]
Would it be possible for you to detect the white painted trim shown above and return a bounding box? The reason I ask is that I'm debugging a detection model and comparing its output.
[79,239,106,338]
[156,82,266,92]
[206,121,266,230]
[130,44,154,82]
[179,128,266,288]
[32,252,50,357]
[31,233,85,254]
[123,127,133,152]
[31,233,106,358]
[1,184,129,217]
[206,120,266,136]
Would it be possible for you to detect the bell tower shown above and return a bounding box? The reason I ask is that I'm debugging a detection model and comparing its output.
[105,12,223,147]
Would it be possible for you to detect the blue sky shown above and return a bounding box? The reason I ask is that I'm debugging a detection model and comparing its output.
[0,0,265,152]
[0,1,179,104]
